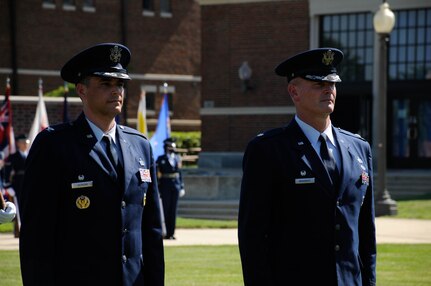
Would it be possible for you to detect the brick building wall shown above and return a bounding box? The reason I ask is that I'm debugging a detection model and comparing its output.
[200,0,309,152]
[0,0,201,132]
[9,98,83,137]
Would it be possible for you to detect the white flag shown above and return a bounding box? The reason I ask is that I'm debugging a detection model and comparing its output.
[28,78,49,147]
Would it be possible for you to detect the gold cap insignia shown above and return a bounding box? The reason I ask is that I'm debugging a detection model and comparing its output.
[322,50,335,66]
[110,45,122,63]
[76,195,90,209]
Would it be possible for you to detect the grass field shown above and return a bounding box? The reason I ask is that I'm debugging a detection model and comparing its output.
[1,244,431,286]
[1,195,430,285]
[393,194,431,220]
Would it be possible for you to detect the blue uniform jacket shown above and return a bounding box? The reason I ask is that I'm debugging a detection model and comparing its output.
[156,154,184,191]
[238,119,376,286]
[4,150,27,202]
[19,113,164,286]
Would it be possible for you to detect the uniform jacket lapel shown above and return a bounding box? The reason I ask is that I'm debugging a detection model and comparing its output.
[287,120,335,196]
[74,113,118,181]
[333,128,356,198]
[117,127,133,191]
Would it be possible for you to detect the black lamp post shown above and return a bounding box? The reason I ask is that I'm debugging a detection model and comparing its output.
[372,1,397,216]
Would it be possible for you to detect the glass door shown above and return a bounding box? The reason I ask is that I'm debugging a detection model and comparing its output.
[390,98,431,168]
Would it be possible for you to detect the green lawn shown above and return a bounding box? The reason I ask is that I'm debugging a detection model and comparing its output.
[391,194,431,220]
[377,244,431,285]
[176,217,238,229]
[1,195,429,285]
[1,244,431,286]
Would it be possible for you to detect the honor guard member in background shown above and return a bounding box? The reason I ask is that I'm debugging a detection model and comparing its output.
[5,134,30,203]
[0,151,16,224]
[19,43,165,286]
[0,191,16,224]
[156,138,185,240]
[238,48,376,286]
[4,133,30,237]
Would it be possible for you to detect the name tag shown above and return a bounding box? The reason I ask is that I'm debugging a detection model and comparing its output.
[295,178,315,184]
[71,181,93,189]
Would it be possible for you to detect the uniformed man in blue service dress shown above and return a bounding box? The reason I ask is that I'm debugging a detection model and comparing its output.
[5,134,30,204]
[4,133,30,237]
[19,43,165,286]
[238,48,376,286]
[156,138,185,240]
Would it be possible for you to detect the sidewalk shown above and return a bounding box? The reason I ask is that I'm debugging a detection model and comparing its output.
[1,217,431,250]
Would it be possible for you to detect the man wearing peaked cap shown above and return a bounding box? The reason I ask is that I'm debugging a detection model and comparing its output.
[275,47,344,82]
[3,133,30,237]
[156,137,185,240]
[61,42,131,83]
[20,43,165,286]
[239,47,376,286]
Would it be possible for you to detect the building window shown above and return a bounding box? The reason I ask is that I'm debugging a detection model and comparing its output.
[320,12,374,82]
[42,0,55,9]
[146,92,156,110]
[143,0,155,17]
[320,8,431,82]
[160,0,172,18]
[63,0,76,11]
[389,8,431,80]
[167,94,174,112]
[143,0,153,10]
[83,0,96,12]
[141,85,157,111]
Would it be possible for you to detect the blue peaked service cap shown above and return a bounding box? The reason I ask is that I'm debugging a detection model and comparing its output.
[61,43,131,84]
[275,47,343,83]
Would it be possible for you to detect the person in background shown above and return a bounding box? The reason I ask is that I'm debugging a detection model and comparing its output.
[4,134,30,237]
[19,43,164,286]
[238,48,376,286]
[156,138,185,240]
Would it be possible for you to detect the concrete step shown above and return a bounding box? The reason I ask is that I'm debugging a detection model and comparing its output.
[375,171,431,198]
[177,169,431,220]
[178,200,239,220]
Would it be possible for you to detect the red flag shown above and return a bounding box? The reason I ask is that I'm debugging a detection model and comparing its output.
[0,78,16,158]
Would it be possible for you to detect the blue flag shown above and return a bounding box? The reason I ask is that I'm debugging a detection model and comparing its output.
[150,93,171,161]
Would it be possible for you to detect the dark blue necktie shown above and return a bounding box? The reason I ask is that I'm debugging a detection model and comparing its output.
[319,134,339,187]
[102,135,124,185]
[102,135,119,168]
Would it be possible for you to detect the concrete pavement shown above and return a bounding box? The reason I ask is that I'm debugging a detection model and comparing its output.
[1,217,430,250]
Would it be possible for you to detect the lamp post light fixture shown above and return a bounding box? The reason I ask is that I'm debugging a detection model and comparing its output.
[238,61,253,93]
[372,1,397,216]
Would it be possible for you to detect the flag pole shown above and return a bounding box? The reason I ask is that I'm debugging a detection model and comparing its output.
[63,81,69,123]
